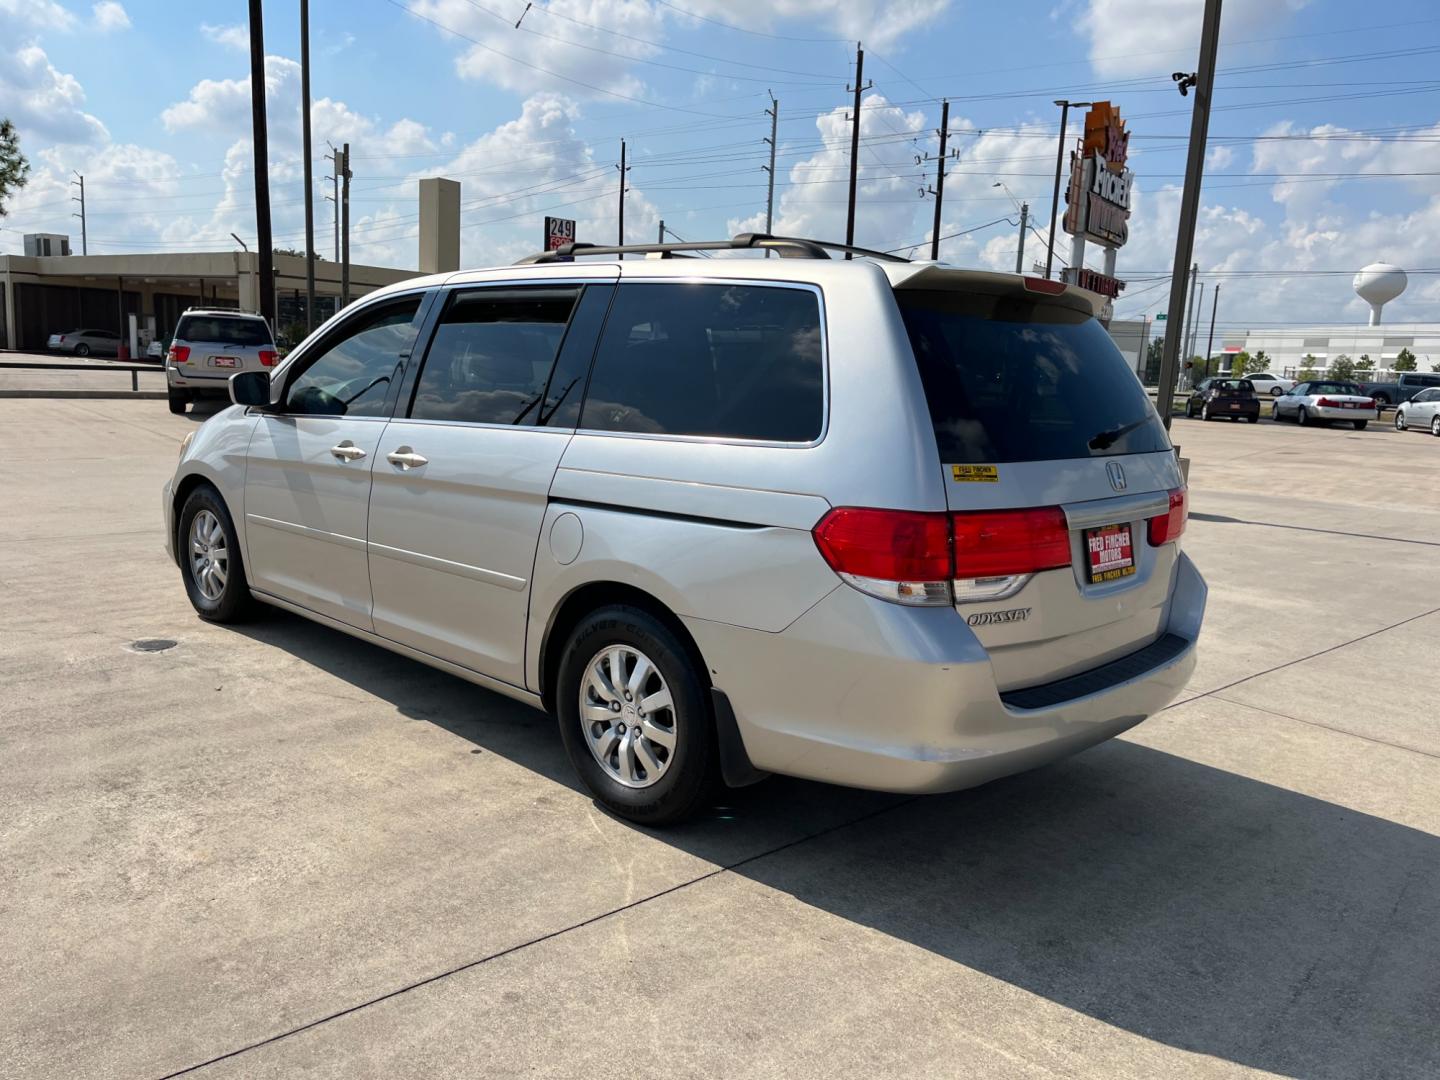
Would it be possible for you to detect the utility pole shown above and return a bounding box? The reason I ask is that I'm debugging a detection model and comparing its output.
[844,43,871,258]
[324,142,340,262]
[1181,265,1199,366]
[300,0,315,332]
[340,142,351,307]
[247,0,275,326]
[616,139,627,257]
[71,172,86,254]
[1188,283,1205,368]
[1155,0,1224,430]
[1015,203,1029,273]
[1047,99,1091,279]
[658,219,665,243]
[762,92,778,254]
[927,99,950,262]
[1205,283,1221,371]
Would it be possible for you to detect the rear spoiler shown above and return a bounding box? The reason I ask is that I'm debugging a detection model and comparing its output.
[881,264,1102,318]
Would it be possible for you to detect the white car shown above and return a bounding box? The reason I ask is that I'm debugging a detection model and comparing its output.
[1271,380,1378,429]
[1394,386,1440,437]
[1243,371,1296,397]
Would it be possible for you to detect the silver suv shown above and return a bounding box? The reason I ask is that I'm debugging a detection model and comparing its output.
[163,234,1206,824]
[165,308,278,415]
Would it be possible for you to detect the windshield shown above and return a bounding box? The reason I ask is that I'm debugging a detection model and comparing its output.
[1308,382,1363,396]
[896,290,1171,462]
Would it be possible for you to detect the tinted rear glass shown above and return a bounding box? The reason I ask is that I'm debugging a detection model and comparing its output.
[580,283,823,442]
[1308,382,1362,395]
[897,290,1170,462]
[1212,379,1253,393]
[176,316,272,347]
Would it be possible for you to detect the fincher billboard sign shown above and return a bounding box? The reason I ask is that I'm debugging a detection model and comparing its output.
[1063,102,1133,249]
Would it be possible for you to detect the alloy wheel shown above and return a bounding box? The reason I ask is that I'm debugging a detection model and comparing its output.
[1433,416,1440,437]
[579,645,678,789]
[1395,411,1407,431]
[188,509,229,601]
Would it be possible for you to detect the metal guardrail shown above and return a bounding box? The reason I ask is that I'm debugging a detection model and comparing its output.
[0,360,162,392]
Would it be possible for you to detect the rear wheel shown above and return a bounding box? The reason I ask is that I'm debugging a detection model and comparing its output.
[555,605,716,825]
[1432,415,1440,437]
[1271,387,1283,397]
[167,389,188,415]
[1247,415,1259,423]
[1298,406,1310,426]
[1184,401,1195,418]
[74,342,90,357]
[177,485,255,623]
[1353,420,1368,431]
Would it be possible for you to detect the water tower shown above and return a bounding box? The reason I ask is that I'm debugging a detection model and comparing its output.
[1353,263,1407,326]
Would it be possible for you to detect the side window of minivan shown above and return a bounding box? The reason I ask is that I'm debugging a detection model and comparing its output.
[409,287,580,425]
[579,282,824,442]
[285,296,423,417]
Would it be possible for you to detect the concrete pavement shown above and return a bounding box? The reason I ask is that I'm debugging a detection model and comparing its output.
[1,401,1437,1078]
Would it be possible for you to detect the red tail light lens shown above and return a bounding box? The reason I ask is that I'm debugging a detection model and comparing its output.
[952,507,1071,578]
[168,345,190,363]
[259,349,278,367]
[1316,397,1338,407]
[813,508,952,584]
[1022,276,1067,295]
[1148,487,1188,546]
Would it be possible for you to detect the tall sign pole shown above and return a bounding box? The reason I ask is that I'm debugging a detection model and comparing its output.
[928,99,949,261]
[1014,203,1028,273]
[844,43,870,259]
[1155,0,1224,430]
[71,173,87,254]
[340,142,351,307]
[762,93,778,255]
[616,139,627,258]
[247,0,275,326]
[300,0,315,332]
[1205,283,1221,370]
[1046,100,1085,279]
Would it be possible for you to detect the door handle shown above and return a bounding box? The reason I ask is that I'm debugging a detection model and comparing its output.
[330,442,366,461]
[386,447,429,469]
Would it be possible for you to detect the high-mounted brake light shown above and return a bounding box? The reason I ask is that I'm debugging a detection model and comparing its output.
[1147,488,1188,547]
[259,349,279,367]
[1022,276,1067,295]
[168,345,191,363]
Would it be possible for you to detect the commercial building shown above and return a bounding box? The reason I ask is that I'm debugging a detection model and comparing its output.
[1210,323,1440,378]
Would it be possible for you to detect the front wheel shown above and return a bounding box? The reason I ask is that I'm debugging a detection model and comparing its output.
[1201,403,1211,421]
[555,605,716,825]
[1395,411,1407,431]
[1432,415,1440,437]
[1298,407,1311,426]
[1353,420,1368,431]
[177,485,255,623]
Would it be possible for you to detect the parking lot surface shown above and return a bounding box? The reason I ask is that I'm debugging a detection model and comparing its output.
[2,400,1437,1078]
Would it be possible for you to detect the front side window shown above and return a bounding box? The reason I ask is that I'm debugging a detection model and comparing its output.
[409,288,579,425]
[285,297,422,416]
[580,283,824,442]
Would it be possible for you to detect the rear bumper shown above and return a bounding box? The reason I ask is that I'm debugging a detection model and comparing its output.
[1313,406,1377,421]
[685,551,1205,794]
[166,365,233,394]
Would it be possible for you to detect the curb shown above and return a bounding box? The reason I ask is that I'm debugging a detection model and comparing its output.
[0,389,169,400]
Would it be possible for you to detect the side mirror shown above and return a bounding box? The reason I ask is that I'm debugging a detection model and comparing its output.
[230,370,271,407]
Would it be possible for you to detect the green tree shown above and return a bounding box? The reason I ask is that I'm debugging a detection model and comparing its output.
[1430,361,1440,373]
[1329,353,1355,381]
[1248,349,1270,373]
[1394,347,1417,371]
[1298,353,1320,381]
[1144,336,1164,383]
[1356,353,1374,370]
[273,246,325,261]
[0,119,30,218]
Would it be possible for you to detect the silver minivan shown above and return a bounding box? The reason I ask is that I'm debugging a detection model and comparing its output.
[165,308,278,414]
[163,235,1205,824]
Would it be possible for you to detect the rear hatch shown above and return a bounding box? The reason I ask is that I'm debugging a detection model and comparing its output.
[893,272,1185,691]
[171,314,275,381]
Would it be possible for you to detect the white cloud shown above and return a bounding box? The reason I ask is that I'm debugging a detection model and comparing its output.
[0,43,109,145]
[92,1,129,32]
[1081,0,1309,78]
[673,0,950,52]
[200,22,249,50]
[1206,145,1233,170]
[0,0,76,33]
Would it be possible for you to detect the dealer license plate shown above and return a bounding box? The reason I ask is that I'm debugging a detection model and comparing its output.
[210,355,237,368]
[1085,523,1136,584]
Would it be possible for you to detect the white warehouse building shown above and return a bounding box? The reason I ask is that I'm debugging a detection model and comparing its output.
[1213,323,1440,378]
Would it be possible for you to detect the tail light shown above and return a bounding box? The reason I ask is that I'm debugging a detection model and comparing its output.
[168,345,191,363]
[259,349,278,367]
[59,335,66,343]
[1316,397,1339,407]
[1022,276,1067,295]
[1147,488,1188,546]
[812,505,1074,606]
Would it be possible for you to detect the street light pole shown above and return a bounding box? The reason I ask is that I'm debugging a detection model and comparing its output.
[1046,99,1091,280]
[1154,0,1224,430]
[247,0,275,326]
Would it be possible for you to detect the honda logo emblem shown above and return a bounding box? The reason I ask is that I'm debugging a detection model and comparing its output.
[1106,461,1127,491]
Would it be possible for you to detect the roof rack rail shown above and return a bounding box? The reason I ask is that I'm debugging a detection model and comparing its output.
[514,232,910,265]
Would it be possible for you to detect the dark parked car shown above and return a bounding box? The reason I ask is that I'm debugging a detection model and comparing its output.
[1185,377,1260,422]
[1361,371,1440,407]
[46,329,121,357]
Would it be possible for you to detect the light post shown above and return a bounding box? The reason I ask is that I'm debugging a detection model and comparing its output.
[1046,99,1092,280]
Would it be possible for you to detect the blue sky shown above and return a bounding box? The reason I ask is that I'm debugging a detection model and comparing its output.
[4,0,1440,331]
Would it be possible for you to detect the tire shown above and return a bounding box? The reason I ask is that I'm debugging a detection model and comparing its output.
[74,343,90,357]
[1201,403,1211,421]
[1247,415,1259,423]
[1432,416,1440,437]
[1353,420,1368,431]
[1373,394,1391,407]
[555,605,717,826]
[1271,387,1283,397]
[1271,405,1283,421]
[177,485,255,623]
[1395,411,1407,431]
[1185,401,1195,418]
[167,389,188,415]
[1298,406,1310,426]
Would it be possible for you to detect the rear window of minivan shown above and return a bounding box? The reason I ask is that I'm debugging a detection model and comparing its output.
[175,315,272,347]
[896,290,1170,463]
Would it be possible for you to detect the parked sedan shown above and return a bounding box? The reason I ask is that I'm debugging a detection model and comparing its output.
[46,328,122,357]
[1271,380,1378,429]
[1394,386,1440,437]
[1242,371,1296,397]
[1185,377,1261,422]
